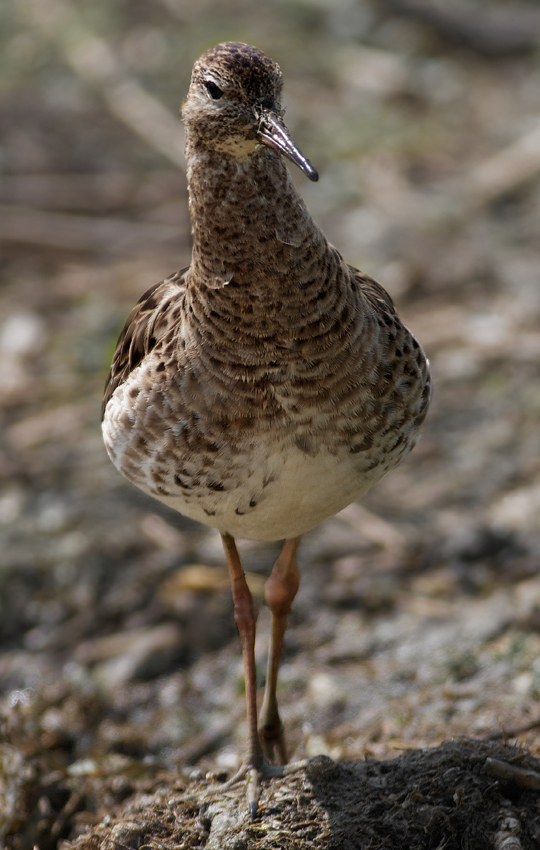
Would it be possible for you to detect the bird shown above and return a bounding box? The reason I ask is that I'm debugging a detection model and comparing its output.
[101,41,431,818]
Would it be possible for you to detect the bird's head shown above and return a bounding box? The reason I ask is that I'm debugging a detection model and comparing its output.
[182,42,318,182]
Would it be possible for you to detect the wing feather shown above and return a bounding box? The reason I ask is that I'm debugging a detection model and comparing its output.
[101,267,188,418]
[348,265,397,315]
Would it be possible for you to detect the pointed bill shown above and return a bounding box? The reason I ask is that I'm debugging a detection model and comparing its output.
[257,111,319,182]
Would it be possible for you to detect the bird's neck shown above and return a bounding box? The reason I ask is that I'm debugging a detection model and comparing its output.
[185,141,329,290]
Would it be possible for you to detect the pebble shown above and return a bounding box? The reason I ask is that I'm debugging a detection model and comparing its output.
[0,312,47,357]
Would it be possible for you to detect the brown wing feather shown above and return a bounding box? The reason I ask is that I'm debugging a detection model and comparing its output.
[348,265,397,315]
[102,267,189,419]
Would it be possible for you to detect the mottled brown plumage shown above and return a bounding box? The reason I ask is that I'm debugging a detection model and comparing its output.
[102,42,431,817]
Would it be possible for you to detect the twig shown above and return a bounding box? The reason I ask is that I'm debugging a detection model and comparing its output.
[379,0,540,57]
[485,716,540,742]
[361,117,540,235]
[173,720,235,765]
[483,757,540,791]
[6,400,96,450]
[335,503,406,551]
[18,0,185,169]
[460,122,540,208]
[0,172,185,212]
[0,205,184,254]
[400,117,540,225]
[18,0,540,218]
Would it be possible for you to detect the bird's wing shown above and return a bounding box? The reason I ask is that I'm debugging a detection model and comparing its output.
[102,267,189,418]
[348,265,398,316]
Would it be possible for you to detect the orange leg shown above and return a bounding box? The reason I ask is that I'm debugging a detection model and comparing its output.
[221,533,264,774]
[220,533,304,819]
[259,536,301,764]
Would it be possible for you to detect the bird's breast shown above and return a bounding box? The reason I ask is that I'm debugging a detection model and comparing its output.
[102,331,427,541]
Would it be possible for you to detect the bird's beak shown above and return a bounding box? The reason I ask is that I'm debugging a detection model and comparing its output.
[256,111,319,182]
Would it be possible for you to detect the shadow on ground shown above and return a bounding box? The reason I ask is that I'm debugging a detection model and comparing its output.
[37,740,540,850]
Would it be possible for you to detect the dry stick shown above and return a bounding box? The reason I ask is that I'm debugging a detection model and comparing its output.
[71,47,186,171]
[486,716,540,742]
[483,757,540,791]
[18,0,185,170]
[379,0,540,56]
[11,0,186,252]
[15,0,540,234]
[0,205,182,253]
[461,122,540,209]
[358,119,540,245]
[413,118,540,223]
[0,172,184,212]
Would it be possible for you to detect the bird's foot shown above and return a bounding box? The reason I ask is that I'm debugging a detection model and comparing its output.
[217,757,309,820]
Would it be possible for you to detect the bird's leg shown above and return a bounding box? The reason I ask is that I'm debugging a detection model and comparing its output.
[222,532,284,818]
[221,532,264,774]
[215,534,306,819]
[259,536,301,764]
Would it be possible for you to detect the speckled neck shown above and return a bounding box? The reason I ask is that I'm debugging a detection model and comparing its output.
[182,131,365,358]
[184,134,329,292]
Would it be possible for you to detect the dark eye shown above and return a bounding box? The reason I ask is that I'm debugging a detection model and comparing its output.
[205,80,223,100]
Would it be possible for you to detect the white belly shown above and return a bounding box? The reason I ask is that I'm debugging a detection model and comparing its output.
[144,443,385,541]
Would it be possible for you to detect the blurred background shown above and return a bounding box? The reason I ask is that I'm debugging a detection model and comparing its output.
[2,0,540,845]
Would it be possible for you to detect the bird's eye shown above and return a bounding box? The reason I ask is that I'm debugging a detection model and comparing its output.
[205,80,223,100]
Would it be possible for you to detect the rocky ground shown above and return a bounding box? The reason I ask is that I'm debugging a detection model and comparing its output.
[1,0,540,847]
